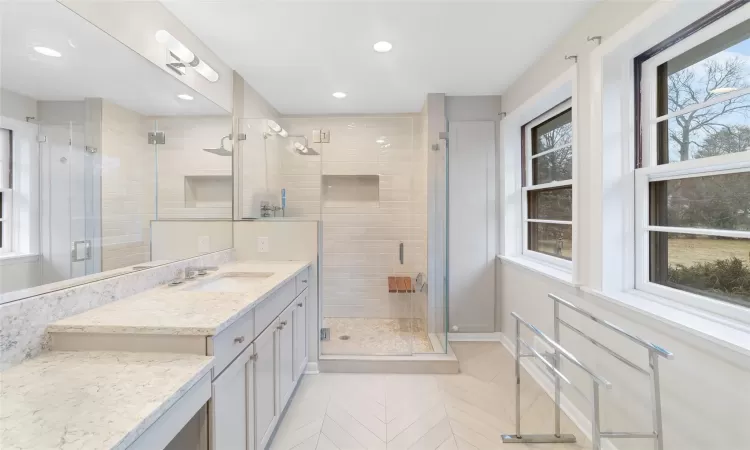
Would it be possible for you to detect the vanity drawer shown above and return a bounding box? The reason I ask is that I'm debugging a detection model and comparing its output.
[209,310,255,378]
[295,267,309,296]
[254,280,296,337]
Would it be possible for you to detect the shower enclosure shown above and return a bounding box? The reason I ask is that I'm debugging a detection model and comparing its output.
[239,115,449,356]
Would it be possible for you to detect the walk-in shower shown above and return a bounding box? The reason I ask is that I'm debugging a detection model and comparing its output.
[238,116,449,357]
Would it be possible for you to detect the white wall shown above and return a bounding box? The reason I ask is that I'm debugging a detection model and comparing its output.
[151,220,233,261]
[232,220,320,367]
[0,88,37,122]
[446,96,500,332]
[0,258,40,293]
[496,0,748,447]
[448,120,496,332]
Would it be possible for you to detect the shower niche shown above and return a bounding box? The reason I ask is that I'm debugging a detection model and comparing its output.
[184,175,232,208]
[321,174,379,207]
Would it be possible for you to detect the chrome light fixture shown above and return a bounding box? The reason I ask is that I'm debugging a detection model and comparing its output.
[267,120,289,138]
[156,30,219,83]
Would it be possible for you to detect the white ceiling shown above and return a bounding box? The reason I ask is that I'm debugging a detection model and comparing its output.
[1,2,229,117]
[161,0,597,115]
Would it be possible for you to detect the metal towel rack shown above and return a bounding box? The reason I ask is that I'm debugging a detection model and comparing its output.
[502,293,674,450]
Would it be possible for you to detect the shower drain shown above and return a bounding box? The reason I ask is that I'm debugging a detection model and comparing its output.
[339,335,351,341]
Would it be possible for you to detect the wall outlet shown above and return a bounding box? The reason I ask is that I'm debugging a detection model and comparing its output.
[257,236,269,253]
[198,236,210,253]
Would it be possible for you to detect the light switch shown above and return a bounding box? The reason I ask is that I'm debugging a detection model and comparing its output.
[198,236,210,253]
[257,236,269,253]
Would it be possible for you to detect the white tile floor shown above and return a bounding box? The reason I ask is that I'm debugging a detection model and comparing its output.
[270,342,590,450]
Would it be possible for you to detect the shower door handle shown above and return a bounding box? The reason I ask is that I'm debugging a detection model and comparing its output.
[399,242,404,265]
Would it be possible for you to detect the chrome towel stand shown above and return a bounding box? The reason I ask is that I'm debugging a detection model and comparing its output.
[502,293,673,450]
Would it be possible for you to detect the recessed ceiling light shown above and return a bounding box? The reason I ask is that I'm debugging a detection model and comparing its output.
[373,41,393,53]
[332,92,347,99]
[34,46,61,58]
[177,94,194,101]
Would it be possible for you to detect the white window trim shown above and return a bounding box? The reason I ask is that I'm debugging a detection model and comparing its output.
[521,99,574,271]
[0,189,11,254]
[500,65,577,284]
[634,4,750,326]
[0,116,40,259]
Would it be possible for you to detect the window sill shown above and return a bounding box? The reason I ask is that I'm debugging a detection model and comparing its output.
[0,253,39,266]
[582,287,750,359]
[497,254,575,287]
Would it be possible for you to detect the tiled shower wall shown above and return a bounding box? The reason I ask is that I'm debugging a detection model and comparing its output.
[271,117,427,320]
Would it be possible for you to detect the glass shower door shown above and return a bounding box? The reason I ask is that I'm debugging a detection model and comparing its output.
[319,117,417,356]
[40,118,100,284]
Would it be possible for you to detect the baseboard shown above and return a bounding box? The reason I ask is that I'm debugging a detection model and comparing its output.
[304,361,320,374]
[448,332,504,342]
[497,333,619,450]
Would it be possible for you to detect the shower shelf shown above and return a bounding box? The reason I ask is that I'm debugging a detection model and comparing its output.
[321,174,379,207]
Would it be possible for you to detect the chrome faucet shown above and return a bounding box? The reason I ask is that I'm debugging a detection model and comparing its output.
[185,266,219,279]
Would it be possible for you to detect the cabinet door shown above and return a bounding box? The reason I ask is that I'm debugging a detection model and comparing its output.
[212,343,252,450]
[278,303,295,408]
[293,291,308,381]
[254,321,278,450]
[245,352,255,450]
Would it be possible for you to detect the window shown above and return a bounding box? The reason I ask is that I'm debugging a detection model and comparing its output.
[637,8,750,314]
[522,100,573,266]
[0,128,11,254]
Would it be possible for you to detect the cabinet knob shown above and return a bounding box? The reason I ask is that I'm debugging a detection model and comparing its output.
[250,354,258,362]
[281,320,288,326]
[302,279,308,284]
[234,336,245,344]
[297,302,303,307]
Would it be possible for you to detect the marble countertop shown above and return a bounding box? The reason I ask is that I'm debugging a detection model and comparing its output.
[47,261,310,336]
[0,351,213,450]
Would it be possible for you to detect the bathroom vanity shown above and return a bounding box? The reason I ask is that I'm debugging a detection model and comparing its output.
[39,260,311,450]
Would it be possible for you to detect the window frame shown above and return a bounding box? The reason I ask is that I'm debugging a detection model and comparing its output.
[0,128,12,255]
[636,5,750,324]
[521,99,574,270]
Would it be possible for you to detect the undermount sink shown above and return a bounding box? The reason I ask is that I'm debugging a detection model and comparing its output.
[185,272,274,293]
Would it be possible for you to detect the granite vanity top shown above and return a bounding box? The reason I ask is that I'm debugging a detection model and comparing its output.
[47,261,310,336]
[0,351,213,450]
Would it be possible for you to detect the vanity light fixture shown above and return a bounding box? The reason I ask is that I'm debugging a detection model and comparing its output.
[332,92,347,99]
[34,46,61,57]
[373,41,393,53]
[267,120,289,138]
[155,30,219,83]
[177,94,194,101]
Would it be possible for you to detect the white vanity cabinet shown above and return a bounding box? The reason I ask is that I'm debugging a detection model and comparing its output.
[211,343,254,450]
[294,290,308,380]
[254,320,279,450]
[278,303,295,408]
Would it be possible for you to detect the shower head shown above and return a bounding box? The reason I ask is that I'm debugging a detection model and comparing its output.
[203,134,232,156]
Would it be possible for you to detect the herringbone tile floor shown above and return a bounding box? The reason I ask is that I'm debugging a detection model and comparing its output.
[269,342,590,450]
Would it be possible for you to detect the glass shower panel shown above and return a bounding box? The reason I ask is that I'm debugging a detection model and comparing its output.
[319,117,421,356]
[40,118,98,284]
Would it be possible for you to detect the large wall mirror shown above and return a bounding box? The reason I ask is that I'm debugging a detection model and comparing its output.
[0,1,233,303]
